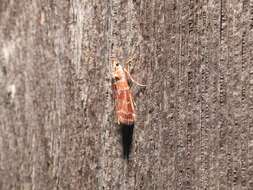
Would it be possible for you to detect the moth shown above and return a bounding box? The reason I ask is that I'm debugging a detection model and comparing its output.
[112,58,146,160]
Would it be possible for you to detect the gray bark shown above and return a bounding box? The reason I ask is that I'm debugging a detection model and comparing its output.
[0,0,253,189]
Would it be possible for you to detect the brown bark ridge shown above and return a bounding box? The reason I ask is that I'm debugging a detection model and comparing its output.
[0,0,253,189]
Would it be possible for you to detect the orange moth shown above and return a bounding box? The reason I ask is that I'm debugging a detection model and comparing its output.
[112,58,146,159]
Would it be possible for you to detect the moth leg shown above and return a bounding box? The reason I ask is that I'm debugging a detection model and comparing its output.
[129,92,136,112]
[130,99,136,120]
[132,98,136,107]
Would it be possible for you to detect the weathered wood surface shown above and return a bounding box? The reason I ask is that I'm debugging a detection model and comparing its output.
[0,0,253,189]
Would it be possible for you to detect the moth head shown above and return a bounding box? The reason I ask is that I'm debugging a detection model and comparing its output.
[112,59,120,68]
[112,59,123,80]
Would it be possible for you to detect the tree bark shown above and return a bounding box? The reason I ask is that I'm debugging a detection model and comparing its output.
[0,0,253,189]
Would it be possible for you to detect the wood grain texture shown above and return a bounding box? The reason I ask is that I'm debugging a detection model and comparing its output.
[0,0,253,189]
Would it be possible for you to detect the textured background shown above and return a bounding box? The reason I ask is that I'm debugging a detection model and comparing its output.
[0,0,253,189]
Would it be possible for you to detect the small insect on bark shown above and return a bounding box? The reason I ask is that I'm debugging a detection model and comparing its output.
[112,58,146,160]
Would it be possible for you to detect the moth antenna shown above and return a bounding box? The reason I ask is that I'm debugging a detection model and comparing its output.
[124,68,147,87]
[125,56,135,65]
